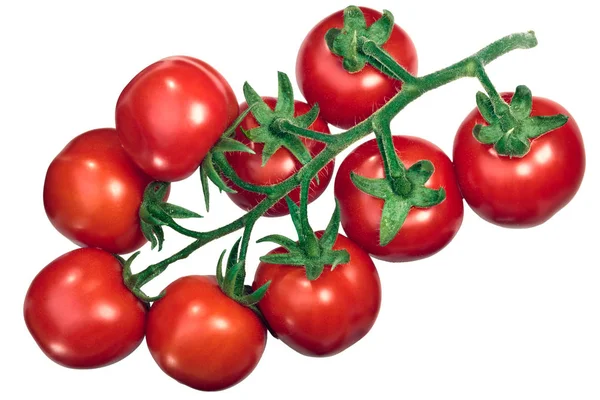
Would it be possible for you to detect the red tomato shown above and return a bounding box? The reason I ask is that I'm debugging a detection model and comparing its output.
[224,97,334,217]
[453,94,585,227]
[335,136,463,262]
[44,128,159,254]
[253,232,381,357]
[116,56,239,182]
[146,275,266,391]
[296,7,418,129]
[23,248,146,369]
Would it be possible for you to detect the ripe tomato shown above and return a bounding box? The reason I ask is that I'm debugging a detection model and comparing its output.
[335,136,463,262]
[296,7,418,129]
[453,93,585,227]
[23,248,146,369]
[43,128,159,254]
[146,275,266,391]
[253,232,381,357]
[224,97,334,217]
[116,56,239,182]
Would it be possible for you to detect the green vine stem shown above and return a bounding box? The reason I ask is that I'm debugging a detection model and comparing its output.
[128,30,538,296]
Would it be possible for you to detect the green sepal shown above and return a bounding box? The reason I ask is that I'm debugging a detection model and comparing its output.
[258,187,350,281]
[275,71,294,115]
[199,163,211,212]
[259,252,308,266]
[510,85,533,119]
[350,157,446,247]
[412,187,446,208]
[139,181,201,251]
[215,249,226,288]
[406,160,435,186]
[212,136,255,154]
[161,203,202,219]
[220,104,258,140]
[367,10,394,45]
[243,83,272,126]
[293,104,319,128]
[494,131,531,157]
[350,172,391,198]
[472,85,569,157]
[379,197,410,246]
[325,6,395,73]
[197,107,257,211]
[473,123,504,144]
[242,72,317,166]
[216,238,269,308]
[257,234,301,252]
[200,153,237,194]
[522,115,568,139]
[238,281,271,307]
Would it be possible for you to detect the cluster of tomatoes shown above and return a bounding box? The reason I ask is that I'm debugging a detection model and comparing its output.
[24,6,585,393]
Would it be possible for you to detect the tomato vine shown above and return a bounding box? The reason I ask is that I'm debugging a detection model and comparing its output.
[127,26,540,298]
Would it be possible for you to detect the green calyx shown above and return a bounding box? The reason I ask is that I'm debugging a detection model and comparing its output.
[242,72,320,167]
[258,182,350,281]
[199,106,257,212]
[325,5,394,74]
[216,238,270,309]
[351,159,446,246]
[139,182,202,251]
[473,85,568,157]
[119,252,165,303]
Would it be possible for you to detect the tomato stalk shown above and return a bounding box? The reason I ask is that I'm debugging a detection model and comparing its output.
[128,29,539,299]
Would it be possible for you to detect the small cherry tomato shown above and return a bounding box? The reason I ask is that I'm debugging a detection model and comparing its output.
[44,128,159,254]
[335,136,464,262]
[24,248,146,368]
[116,56,239,182]
[224,97,334,217]
[253,232,381,357]
[146,275,266,391]
[453,93,585,227]
[296,7,418,129]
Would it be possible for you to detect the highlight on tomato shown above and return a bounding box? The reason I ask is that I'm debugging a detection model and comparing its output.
[453,88,585,227]
[116,56,239,182]
[43,128,161,254]
[23,248,146,369]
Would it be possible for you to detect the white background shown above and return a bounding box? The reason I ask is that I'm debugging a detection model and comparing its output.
[1,0,598,398]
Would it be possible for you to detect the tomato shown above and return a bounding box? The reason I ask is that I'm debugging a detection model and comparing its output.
[146,275,266,391]
[116,56,239,182]
[23,248,146,369]
[453,93,585,227]
[224,97,334,217]
[43,128,160,254]
[296,7,418,129]
[253,232,381,357]
[335,136,463,262]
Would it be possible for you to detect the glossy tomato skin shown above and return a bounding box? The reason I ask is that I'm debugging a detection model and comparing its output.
[296,7,418,129]
[453,94,585,227]
[335,136,463,262]
[224,97,334,217]
[116,56,239,182]
[253,232,381,357]
[44,128,159,254]
[146,275,266,392]
[24,248,146,369]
